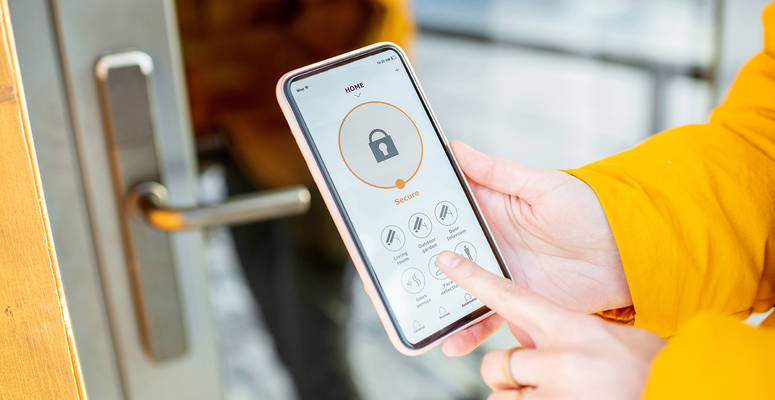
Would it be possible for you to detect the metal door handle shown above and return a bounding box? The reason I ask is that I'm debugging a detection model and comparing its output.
[97,50,312,361]
[127,182,310,231]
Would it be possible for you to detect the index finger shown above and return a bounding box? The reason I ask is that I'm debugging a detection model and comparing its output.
[437,251,572,345]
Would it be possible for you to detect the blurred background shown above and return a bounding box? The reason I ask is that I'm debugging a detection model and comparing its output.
[9,0,769,399]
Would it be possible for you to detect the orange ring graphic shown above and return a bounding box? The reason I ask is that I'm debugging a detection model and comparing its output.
[338,101,423,189]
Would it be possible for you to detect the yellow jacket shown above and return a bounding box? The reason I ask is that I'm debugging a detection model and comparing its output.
[568,3,775,399]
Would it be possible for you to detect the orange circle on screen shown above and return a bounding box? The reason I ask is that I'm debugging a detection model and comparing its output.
[338,101,423,189]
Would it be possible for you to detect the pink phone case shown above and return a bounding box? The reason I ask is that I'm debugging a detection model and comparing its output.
[276,42,503,356]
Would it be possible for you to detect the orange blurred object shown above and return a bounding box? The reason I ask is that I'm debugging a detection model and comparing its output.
[176,0,414,187]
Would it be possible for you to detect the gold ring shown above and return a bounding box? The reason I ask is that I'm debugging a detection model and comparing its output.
[501,346,523,389]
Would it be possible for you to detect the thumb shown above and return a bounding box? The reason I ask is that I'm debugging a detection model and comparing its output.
[437,251,572,346]
[451,141,553,201]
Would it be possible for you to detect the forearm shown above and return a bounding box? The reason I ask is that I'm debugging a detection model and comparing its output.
[566,5,775,336]
[642,312,775,399]
[569,120,775,336]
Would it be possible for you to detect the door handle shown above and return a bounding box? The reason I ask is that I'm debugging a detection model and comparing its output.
[127,182,310,231]
[95,50,310,361]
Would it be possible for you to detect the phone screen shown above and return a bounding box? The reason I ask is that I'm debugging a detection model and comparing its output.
[285,46,509,348]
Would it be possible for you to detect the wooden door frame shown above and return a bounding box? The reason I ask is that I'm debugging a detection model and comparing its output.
[0,0,86,397]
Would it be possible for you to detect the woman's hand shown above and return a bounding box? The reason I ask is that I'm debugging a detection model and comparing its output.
[443,141,631,356]
[437,251,665,400]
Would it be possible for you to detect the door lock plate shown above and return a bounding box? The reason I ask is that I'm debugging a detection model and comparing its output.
[96,51,187,361]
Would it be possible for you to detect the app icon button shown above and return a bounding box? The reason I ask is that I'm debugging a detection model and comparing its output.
[380,225,405,251]
[401,267,425,294]
[368,129,399,163]
[434,200,458,226]
[412,320,424,332]
[408,212,432,238]
[427,254,447,280]
[454,241,477,262]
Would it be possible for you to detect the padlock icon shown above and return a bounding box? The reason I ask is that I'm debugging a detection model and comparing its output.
[369,129,399,163]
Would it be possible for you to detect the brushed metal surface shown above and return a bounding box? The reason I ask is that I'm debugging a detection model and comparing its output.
[51,0,223,397]
[128,182,310,231]
[96,54,188,361]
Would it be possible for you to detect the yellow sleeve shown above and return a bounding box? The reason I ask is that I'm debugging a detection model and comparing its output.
[567,3,775,337]
[642,312,775,399]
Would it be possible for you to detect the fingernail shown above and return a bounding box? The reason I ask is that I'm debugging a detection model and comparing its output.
[437,251,464,270]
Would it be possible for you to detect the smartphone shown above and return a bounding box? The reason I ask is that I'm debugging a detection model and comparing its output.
[276,42,511,355]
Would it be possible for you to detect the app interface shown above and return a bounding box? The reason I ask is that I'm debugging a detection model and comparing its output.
[289,48,506,345]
